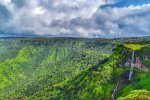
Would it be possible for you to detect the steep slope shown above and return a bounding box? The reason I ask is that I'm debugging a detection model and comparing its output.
[27,44,150,100]
[0,38,114,99]
[0,39,24,62]
[118,90,150,100]
[1,37,150,99]
[117,44,150,99]
[27,45,130,100]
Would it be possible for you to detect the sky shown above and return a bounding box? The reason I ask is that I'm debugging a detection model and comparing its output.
[0,0,150,38]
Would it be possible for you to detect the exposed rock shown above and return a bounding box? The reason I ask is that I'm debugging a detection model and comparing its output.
[125,56,149,72]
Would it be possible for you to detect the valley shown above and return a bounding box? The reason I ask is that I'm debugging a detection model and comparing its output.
[1,0,150,99]
[0,37,150,100]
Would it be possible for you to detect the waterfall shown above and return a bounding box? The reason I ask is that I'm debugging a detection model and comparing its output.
[111,81,120,100]
[128,51,134,81]
[111,51,135,100]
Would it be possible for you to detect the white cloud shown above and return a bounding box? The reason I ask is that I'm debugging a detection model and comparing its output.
[0,0,150,37]
[94,3,150,37]
[1,0,108,36]
[0,0,15,12]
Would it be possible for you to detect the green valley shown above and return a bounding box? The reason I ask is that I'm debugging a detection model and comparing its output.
[0,38,113,99]
[0,37,150,100]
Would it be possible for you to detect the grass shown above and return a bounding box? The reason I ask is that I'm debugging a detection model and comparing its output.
[116,44,150,99]
[119,73,150,98]
[124,44,145,50]
[117,89,150,100]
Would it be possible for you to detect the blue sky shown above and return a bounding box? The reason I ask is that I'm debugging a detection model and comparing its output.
[0,0,150,38]
[103,0,150,8]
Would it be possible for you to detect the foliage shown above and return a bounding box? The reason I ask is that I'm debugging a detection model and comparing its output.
[0,37,150,99]
[124,44,145,51]
[27,45,129,100]
[118,90,150,100]
[0,38,114,99]
[117,45,150,99]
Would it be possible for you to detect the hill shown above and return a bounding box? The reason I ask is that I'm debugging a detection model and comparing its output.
[0,38,114,99]
[0,37,150,99]
[27,43,150,100]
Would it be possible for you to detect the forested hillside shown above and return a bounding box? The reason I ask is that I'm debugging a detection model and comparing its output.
[0,38,114,99]
[0,37,150,100]
[26,45,128,100]
[27,43,150,100]
[118,44,150,100]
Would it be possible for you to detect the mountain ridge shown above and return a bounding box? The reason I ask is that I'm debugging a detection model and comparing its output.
[26,44,150,100]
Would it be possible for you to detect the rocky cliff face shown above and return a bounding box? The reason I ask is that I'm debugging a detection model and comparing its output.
[118,44,150,100]
[125,56,149,72]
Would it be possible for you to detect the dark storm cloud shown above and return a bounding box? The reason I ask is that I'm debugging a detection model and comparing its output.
[0,4,11,23]
[11,0,26,8]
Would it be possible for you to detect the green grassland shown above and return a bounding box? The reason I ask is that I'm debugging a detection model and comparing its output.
[124,44,145,50]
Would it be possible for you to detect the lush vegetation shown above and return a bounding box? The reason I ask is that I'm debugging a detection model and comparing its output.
[124,44,145,50]
[27,45,130,100]
[0,38,114,99]
[117,44,150,99]
[27,43,150,100]
[118,90,150,100]
[0,37,150,100]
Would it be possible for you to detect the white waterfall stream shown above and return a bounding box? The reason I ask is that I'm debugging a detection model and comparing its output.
[128,51,134,81]
[111,80,120,100]
[111,51,135,100]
